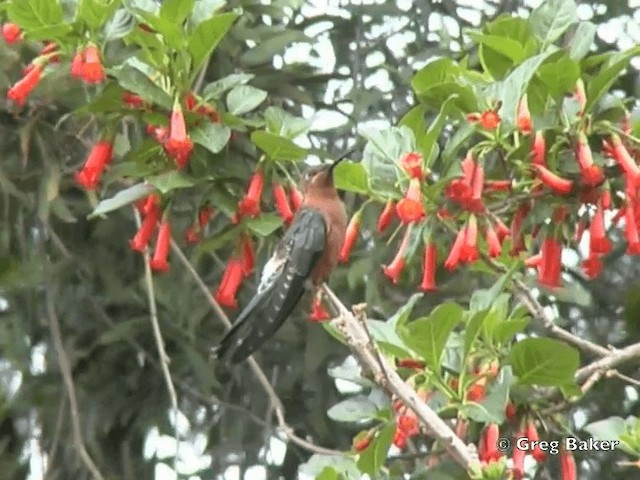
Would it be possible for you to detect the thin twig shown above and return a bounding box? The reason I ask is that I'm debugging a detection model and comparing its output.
[170,239,341,456]
[135,210,180,474]
[575,342,640,382]
[322,284,479,473]
[43,395,67,478]
[45,289,105,480]
[606,370,640,387]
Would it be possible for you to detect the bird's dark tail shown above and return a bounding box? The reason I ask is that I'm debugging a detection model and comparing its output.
[212,267,307,364]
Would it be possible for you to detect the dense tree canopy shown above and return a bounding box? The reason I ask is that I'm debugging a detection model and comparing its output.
[2,0,640,479]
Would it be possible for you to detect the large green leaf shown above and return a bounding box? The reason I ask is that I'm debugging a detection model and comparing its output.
[159,0,194,23]
[191,123,231,154]
[110,63,173,110]
[586,46,640,112]
[357,422,395,476]
[400,303,463,375]
[327,395,378,423]
[251,131,307,162]
[333,161,369,195]
[77,0,122,30]
[148,171,198,193]
[88,183,154,218]
[7,0,71,39]
[245,213,283,237]
[510,338,579,387]
[529,0,577,46]
[188,12,240,75]
[569,21,597,61]
[264,106,311,139]
[203,73,255,100]
[226,85,267,115]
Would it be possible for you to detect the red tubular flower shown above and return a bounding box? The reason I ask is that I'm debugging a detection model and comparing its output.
[164,101,194,169]
[582,254,602,279]
[444,227,466,270]
[150,220,171,272]
[289,185,303,211]
[590,202,611,254]
[141,194,160,216]
[396,178,426,223]
[480,109,500,129]
[400,152,424,179]
[576,132,604,186]
[494,217,510,242]
[392,428,407,449]
[396,358,426,369]
[71,50,84,77]
[478,423,502,463]
[512,430,526,479]
[539,237,562,288]
[532,164,574,195]
[510,203,529,254]
[2,23,21,44]
[377,200,396,233]
[383,227,410,284]
[609,133,640,184]
[80,44,105,84]
[601,189,611,210]
[625,200,640,254]
[214,258,244,308]
[420,242,438,292]
[240,236,254,276]
[123,91,145,108]
[7,64,43,106]
[184,225,201,244]
[273,183,294,224]
[129,208,160,252]
[353,433,373,452]
[484,179,512,192]
[339,212,361,263]
[574,78,586,115]
[460,216,479,264]
[309,292,331,322]
[485,222,502,258]
[560,446,577,480]
[41,42,60,63]
[532,130,546,166]
[526,420,547,463]
[238,169,264,218]
[198,206,214,227]
[74,140,114,190]
[446,153,485,212]
[397,414,419,438]
[471,162,485,204]
[516,94,533,135]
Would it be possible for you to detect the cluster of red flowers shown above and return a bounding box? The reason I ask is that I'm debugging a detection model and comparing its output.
[71,44,106,84]
[391,399,420,449]
[128,194,171,272]
[214,235,255,308]
[338,80,640,291]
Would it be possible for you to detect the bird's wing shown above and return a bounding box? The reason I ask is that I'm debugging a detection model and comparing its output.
[213,208,327,363]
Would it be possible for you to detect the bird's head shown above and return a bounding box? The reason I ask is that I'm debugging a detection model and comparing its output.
[300,156,346,193]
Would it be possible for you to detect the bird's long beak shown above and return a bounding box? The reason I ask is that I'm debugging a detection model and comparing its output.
[328,154,348,176]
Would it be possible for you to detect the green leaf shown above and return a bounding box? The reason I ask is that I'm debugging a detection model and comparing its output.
[191,123,231,154]
[198,226,241,252]
[148,171,198,194]
[299,455,360,480]
[357,422,395,475]
[529,0,577,46]
[327,396,378,423]
[538,55,580,99]
[264,106,311,139]
[159,0,194,23]
[400,303,463,375]
[77,0,122,30]
[110,63,172,110]
[251,131,307,162]
[360,126,414,197]
[188,12,239,75]
[245,213,283,237]
[132,8,186,50]
[399,104,426,143]
[421,94,458,167]
[469,263,519,312]
[388,293,423,329]
[327,360,375,388]
[569,21,597,61]
[191,0,225,24]
[88,183,154,218]
[226,85,268,115]
[467,32,526,63]
[333,161,369,195]
[463,309,487,359]
[510,338,579,387]
[366,320,412,358]
[586,46,640,113]
[411,58,478,112]
[487,51,555,126]
[240,30,309,66]
[7,0,70,40]
[203,73,255,100]
[464,367,514,423]
[491,317,529,346]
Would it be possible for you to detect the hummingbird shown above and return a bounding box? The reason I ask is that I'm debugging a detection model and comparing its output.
[213,157,348,363]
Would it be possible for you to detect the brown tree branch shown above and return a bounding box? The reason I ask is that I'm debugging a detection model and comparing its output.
[45,289,106,480]
[575,343,640,382]
[321,285,480,473]
[170,239,342,457]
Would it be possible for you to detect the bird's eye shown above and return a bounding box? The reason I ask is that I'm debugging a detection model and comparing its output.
[303,171,314,181]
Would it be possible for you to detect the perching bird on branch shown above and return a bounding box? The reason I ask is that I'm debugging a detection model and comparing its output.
[212,157,348,363]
